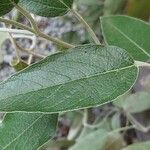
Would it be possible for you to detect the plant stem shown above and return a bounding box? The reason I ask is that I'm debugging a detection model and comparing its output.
[110,125,135,134]
[0,17,74,48]
[135,61,150,67]
[0,28,34,35]
[9,34,21,60]
[72,10,101,45]
[38,31,74,48]
[13,40,46,59]
[18,46,46,59]
[0,18,35,33]
[82,109,88,126]
[13,3,39,33]
[126,113,150,132]
[14,3,74,48]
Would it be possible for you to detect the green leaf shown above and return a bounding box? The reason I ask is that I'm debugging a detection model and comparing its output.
[0,113,58,150]
[0,45,138,113]
[123,141,150,150]
[0,0,19,16]
[101,15,150,62]
[19,0,74,17]
[114,92,150,113]
[69,129,108,150]
[70,129,123,150]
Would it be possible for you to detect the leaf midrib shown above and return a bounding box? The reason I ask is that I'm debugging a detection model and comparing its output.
[59,0,71,9]
[1,65,135,100]
[1,114,44,150]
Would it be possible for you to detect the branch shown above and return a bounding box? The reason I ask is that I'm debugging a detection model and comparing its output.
[72,9,101,45]
[0,18,35,33]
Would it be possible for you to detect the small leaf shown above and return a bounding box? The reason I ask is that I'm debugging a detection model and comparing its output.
[114,92,150,113]
[0,45,138,113]
[0,113,58,150]
[10,57,29,71]
[0,0,19,16]
[70,129,123,150]
[123,141,150,150]
[19,0,74,17]
[69,129,108,150]
[101,15,150,61]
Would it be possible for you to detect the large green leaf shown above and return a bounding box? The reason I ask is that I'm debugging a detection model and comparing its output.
[0,113,58,150]
[0,0,19,16]
[19,0,74,17]
[123,141,150,150]
[101,15,150,62]
[0,45,138,113]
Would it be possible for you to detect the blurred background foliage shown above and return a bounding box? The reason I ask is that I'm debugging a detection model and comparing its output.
[62,0,150,45]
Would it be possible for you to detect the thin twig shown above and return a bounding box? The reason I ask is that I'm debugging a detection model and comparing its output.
[126,112,150,132]
[38,31,74,48]
[13,4,74,48]
[13,3,39,33]
[72,9,101,45]
[0,28,34,35]
[13,39,46,59]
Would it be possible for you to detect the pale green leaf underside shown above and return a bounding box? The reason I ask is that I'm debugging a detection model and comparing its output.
[19,0,73,17]
[70,128,122,150]
[123,141,150,150]
[69,129,108,150]
[0,113,58,150]
[101,15,150,62]
[114,92,150,113]
[0,0,19,16]
[0,45,138,113]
